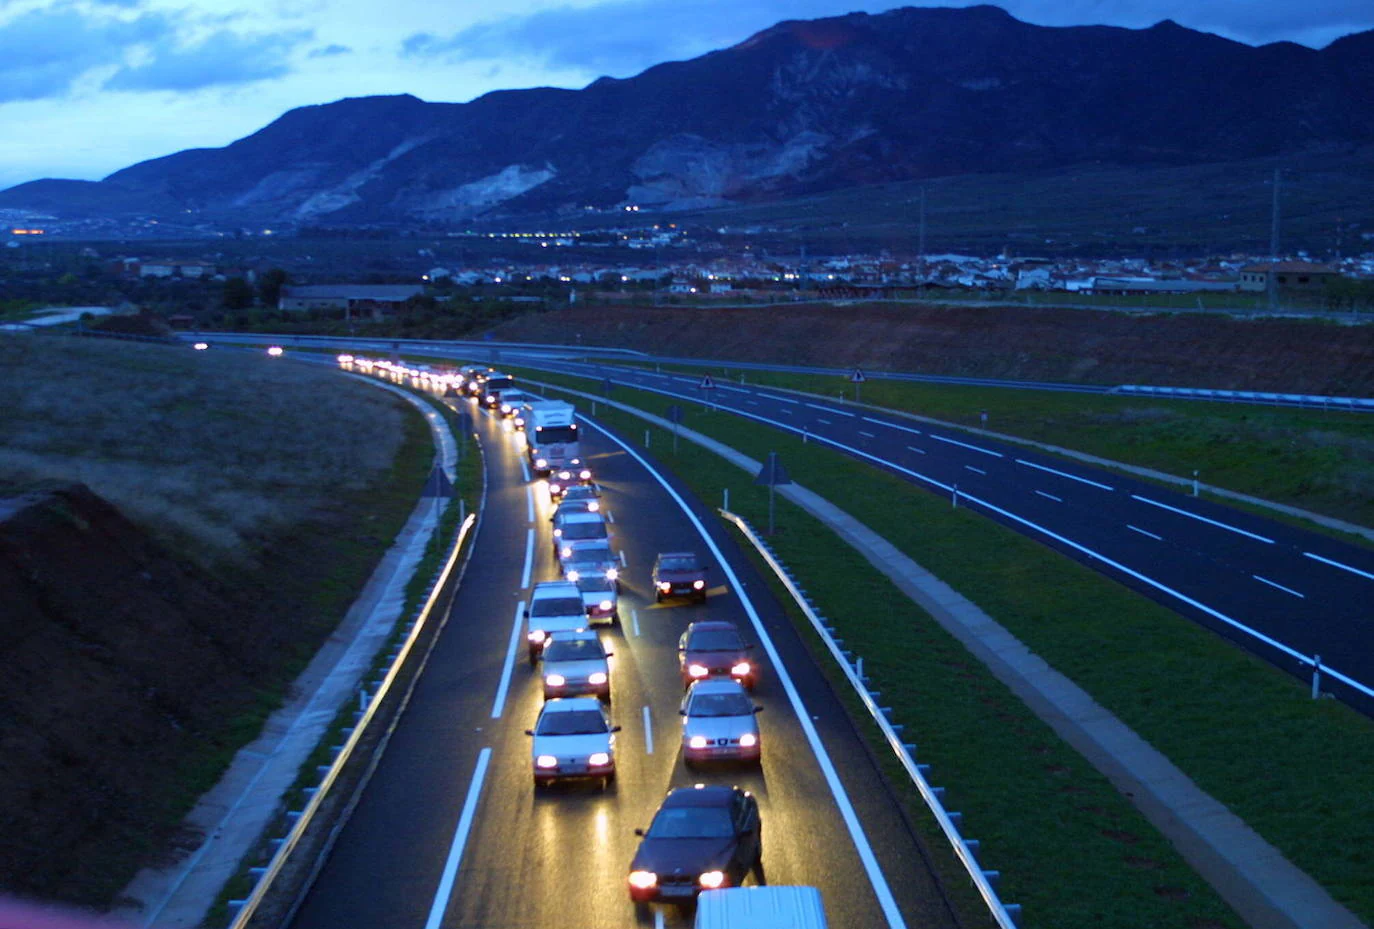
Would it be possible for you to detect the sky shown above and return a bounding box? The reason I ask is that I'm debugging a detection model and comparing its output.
[2,0,1372,192]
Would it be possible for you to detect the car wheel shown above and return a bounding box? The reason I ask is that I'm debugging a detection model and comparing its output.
[654,592,662,603]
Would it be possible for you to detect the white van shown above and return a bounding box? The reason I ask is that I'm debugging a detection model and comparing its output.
[694,886,828,929]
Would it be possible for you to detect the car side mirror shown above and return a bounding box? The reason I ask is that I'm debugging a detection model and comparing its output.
[679,709,687,716]
[524,729,534,736]
[634,828,645,837]
[523,608,530,619]
[753,706,764,714]
[611,725,622,732]
[605,651,615,657]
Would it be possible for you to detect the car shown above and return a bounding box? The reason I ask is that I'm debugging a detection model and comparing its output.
[679,621,756,689]
[680,679,763,766]
[555,482,602,510]
[458,364,492,394]
[628,785,762,903]
[526,697,620,788]
[480,372,516,408]
[497,389,540,419]
[653,551,710,603]
[694,886,829,929]
[551,498,600,525]
[553,511,610,557]
[540,629,612,700]
[561,540,620,587]
[547,465,594,498]
[525,580,589,665]
[570,570,619,624]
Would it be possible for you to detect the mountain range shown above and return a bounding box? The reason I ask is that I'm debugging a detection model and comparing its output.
[4,4,1373,227]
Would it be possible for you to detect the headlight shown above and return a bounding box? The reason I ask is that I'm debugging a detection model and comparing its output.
[336,354,353,363]
[588,752,611,767]
[545,673,566,687]
[193,342,209,351]
[587,501,599,512]
[557,470,572,481]
[598,599,613,611]
[536,459,548,469]
[739,733,757,747]
[579,470,591,480]
[553,528,563,538]
[688,664,708,678]
[698,871,726,889]
[692,579,706,590]
[535,754,558,769]
[561,546,572,558]
[628,871,658,890]
[605,567,618,581]
[566,570,581,582]
[501,404,511,413]
[658,582,672,592]
[688,735,708,749]
[588,672,607,685]
[548,483,561,495]
[732,662,752,676]
[266,346,283,356]
[528,629,547,643]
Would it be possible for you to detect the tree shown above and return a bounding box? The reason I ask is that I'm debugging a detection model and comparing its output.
[222,277,254,310]
[257,268,289,308]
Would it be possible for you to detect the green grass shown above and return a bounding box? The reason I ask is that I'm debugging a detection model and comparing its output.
[512,364,1374,926]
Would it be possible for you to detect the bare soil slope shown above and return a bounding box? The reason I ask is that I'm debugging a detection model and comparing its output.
[489,302,1374,396]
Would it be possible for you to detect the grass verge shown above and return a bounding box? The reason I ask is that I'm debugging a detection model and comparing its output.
[514,364,1374,926]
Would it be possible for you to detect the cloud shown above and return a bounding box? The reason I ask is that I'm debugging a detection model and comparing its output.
[307,42,350,58]
[104,27,312,92]
[0,6,173,102]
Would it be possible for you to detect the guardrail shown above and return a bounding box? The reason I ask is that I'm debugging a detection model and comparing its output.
[226,506,478,928]
[720,509,1022,929]
[1112,384,1374,411]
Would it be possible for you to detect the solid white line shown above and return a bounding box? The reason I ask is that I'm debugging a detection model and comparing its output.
[805,402,854,417]
[654,910,665,929]
[619,549,627,567]
[863,415,922,436]
[1128,525,1163,541]
[643,706,654,754]
[964,465,986,475]
[605,509,615,523]
[520,528,535,590]
[526,484,535,523]
[630,607,640,637]
[1254,575,1306,599]
[773,395,799,404]
[817,417,833,425]
[1015,458,1114,491]
[718,385,749,393]
[520,459,531,483]
[1303,551,1374,582]
[577,416,908,929]
[424,748,492,929]
[1035,490,1062,502]
[1130,495,1275,544]
[491,604,525,718]
[859,430,876,438]
[930,434,1004,458]
[780,409,794,415]
[906,445,926,455]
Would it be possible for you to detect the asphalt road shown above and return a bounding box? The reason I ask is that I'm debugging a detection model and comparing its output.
[288,385,962,929]
[519,359,1374,711]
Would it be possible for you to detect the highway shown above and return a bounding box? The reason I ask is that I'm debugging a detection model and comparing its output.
[512,359,1374,711]
[287,387,962,929]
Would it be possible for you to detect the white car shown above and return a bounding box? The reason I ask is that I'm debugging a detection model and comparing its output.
[561,540,620,587]
[541,629,612,700]
[680,679,762,766]
[553,511,609,558]
[525,580,589,665]
[526,697,620,788]
[570,571,619,625]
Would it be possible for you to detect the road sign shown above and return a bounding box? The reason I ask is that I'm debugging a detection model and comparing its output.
[753,452,792,486]
[850,369,866,383]
[421,466,455,498]
[699,374,715,390]
[667,404,683,424]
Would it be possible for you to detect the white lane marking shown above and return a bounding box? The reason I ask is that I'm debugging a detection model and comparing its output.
[643,706,654,754]
[1015,458,1114,491]
[605,509,615,523]
[520,459,531,483]
[1130,495,1275,544]
[526,484,535,523]
[930,434,1004,458]
[619,549,628,567]
[718,384,749,394]
[863,415,922,436]
[424,748,492,929]
[654,910,665,929]
[859,430,876,438]
[906,445,926,455]
[630,607,640,637]
[745,399,759,406]
[491,604,525,718]
[805,402,854,417]
[964,465,986,475]
[1128,525,1163,541]
[578,416,909,929]
[780,409,794,416]
[817,417,833,425]
[1035,490,1062,502]
[1254,575,1306,599]
[773,395,799,404]
[520,528,535,590]
[1303,551,1374,583]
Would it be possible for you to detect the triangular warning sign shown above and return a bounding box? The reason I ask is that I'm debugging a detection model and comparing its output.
[421,466,455,498]
[850,369,866,383]
[700,374,715,389]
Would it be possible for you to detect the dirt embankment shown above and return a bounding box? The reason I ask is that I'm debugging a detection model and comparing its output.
[487,302,1374,396]
[0,483,287,905]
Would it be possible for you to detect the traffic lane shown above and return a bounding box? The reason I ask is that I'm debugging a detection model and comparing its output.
[582,416,963,929]
[289,404,534,929]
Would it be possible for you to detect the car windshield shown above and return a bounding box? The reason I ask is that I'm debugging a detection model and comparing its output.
[687,628,744,651]
[531,597,584,617]
[535,424,578,444]
[544,639,605,661]
[562,521,607,541]
[575,575,615,594]
[562,485,598,501]
[659,555,699,572]
[688,692,754,717]
[647,806,735,839]
[537,710,608,736]
[555,502,593,520]
[485,377,514,391]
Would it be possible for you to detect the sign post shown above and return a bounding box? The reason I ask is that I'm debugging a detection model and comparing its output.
[667,404,683,454]
[850,368,866,403]
[698,374,716,411]
[753,451,793,535]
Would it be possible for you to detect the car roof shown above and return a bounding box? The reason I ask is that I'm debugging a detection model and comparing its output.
[657,551,699,561]
[532,580,581,597]
[661,784,740,808]
[559,511,605,523]
[687,678,749,698]
[540,696,604,714]
[547,628,600,643]
[686,620,741,634]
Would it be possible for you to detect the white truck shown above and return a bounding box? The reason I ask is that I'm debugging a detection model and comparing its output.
[694,887,828,929]
[524,400,582,476]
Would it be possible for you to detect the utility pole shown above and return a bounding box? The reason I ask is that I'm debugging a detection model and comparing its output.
[918,186,927,281]
[1268,168,1281,312]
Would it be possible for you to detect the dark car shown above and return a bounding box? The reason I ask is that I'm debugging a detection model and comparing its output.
[679,620,756,689]
[653,551,710,603]
[628,785,762,903]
